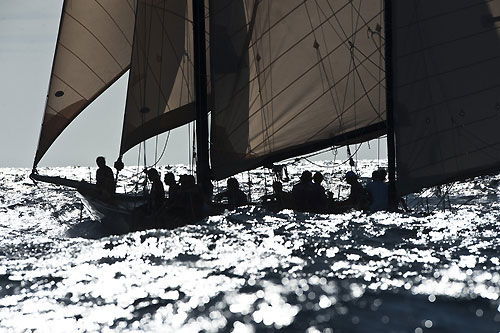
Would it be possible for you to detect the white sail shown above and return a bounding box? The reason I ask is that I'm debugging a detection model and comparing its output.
[34,0,136,167]
[392,0,500,195]
[119,0,196,155]
[209,0,386,179]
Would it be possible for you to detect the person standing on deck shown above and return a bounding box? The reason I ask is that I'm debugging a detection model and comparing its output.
[95,156,115,196]
[146,168,165,211]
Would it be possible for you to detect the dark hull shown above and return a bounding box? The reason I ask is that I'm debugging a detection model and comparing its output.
[30,173,195,234]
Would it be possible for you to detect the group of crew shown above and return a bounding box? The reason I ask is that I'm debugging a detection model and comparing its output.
[146,168,206,220]
[95,156,389,217]
[260,169,388,213]
[95,157,205,219]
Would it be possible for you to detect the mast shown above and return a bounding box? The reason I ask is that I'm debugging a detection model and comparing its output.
[192,0,211,196]
[384,0,397,210]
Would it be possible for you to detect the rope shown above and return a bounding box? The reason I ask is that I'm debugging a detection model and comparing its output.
[151,131,171,168]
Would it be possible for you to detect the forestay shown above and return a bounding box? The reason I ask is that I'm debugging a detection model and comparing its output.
[393,0,500,195]
[209,0,386,180]
[119,0,197,155]
[34,0,136,167]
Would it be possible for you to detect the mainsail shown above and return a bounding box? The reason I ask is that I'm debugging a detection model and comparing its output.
[119,0,197,155]
[209,0,387,180]
[34,0,136,167]
[392,0,500,195]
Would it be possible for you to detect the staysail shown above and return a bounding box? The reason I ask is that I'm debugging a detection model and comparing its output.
[392,0,500,195]
[209,0,387,180]
[119,0,196,155]
[34,0,136,167]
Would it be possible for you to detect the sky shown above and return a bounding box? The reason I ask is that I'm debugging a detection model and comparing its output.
[0,0,387,169]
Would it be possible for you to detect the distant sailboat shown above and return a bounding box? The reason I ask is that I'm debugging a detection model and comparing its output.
[31,0,500,230]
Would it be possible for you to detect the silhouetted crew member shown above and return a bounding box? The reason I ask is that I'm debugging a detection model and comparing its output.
[292,171,317,212]
[342,171,370,210]
[312,172,328,212]
[146,168,165,211]
[215,178,248,210]
[261,181,292,210]
[164,172,180,201]
[366,169,388,212]
[173,175,204,219]
[95,156,115,196]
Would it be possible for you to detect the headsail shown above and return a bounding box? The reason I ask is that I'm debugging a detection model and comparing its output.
[209,0,386,180]
[392,0,500,195]
[119,0,196,155]
[34,0,136,167]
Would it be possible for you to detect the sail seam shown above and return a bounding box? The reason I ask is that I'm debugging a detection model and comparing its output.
[212,122,386,180]
[247,77,385,155]
[131,4,194,114]
[64,12,126,70]
[395,0,496,30]
[37,67,130,165]
[397,53,500,89]
[262,0,275,153]
[158,10,193,103]
[214,9,383,123]
[95,0,135,46]
[352,59,385,121]
[125,0,135,14]
[215,1,376,89]
[58,44,107,86]
[154,0,168,162]
[304,1,345,134]
[397,26,500,60]
[313,1,340,112]
[51,73,87,99]
[403,81,500,116]
[397,112,500,149]
[295,78,386,148]
[400,138,500,176]
[139,2,193,24]
[226,44,384,140]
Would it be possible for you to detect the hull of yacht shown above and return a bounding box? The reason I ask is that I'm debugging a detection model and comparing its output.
[30,173,194,234]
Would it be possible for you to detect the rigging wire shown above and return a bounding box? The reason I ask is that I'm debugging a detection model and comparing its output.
[188,122,192,174]
[219,2,384,143]
[134,141,143,192]
[287,141,365,169]
[150,131,171,168]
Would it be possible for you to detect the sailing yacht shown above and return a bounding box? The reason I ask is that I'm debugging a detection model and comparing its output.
[31,0,500,231]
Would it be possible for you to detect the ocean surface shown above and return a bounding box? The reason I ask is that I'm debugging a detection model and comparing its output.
[1,160,499,332]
